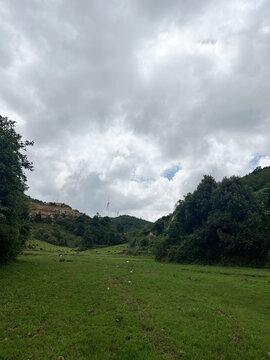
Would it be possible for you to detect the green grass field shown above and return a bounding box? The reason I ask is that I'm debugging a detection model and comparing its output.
[0,243,270,360]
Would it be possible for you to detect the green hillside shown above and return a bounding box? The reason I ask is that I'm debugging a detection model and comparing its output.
[110,214,152,233]
[241,166,270,209]
[30,211,126,250]
[241,166,270,192]
[30,222,83,248]
[29,202,153,251]
[130,168,270,266]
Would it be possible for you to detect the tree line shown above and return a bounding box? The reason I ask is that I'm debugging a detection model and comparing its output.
[153,173,270,265]
[0,116,33,264]
[1,114,269,266]
[32,212,126,249]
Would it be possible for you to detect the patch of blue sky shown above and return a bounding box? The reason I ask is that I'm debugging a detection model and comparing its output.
[249,154,266,170]
[162,164,181,181]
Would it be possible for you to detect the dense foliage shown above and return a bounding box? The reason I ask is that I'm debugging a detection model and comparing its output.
[0,115,33,264]
[154,173,270,265]
[32,212,126,249]
[242,166,270,192]
[110,215,152,233]
[126,214,171,255]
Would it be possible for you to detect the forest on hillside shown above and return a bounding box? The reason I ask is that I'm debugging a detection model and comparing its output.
[31,212,126,249]
[1,115,270,266]
[129,168,270,266]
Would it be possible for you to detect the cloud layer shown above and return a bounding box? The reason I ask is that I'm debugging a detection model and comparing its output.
[1,0,270,220]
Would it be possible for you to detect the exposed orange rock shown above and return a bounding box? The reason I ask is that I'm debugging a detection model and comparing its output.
[29,201,82,219]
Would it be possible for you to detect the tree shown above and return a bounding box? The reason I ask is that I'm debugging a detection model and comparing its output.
[156,174,270,265]
[167,175,216,246]
[208,176,268,264]
[82,229,95,249]
[0,115,33,264]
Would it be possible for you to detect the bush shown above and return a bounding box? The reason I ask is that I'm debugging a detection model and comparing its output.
[0,224,20,264]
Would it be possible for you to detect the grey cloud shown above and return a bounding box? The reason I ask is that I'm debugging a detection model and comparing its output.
[61,170,155,218]
[1,0,215,143]
[1,0,270,220]
[135,0,214,25]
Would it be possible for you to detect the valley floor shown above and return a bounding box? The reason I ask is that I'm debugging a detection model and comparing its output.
[0,243,270,360]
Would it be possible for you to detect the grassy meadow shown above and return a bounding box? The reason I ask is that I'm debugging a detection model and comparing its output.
[0,242,270,360]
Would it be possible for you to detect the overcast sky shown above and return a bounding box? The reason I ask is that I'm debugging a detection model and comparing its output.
[1,0,270,221]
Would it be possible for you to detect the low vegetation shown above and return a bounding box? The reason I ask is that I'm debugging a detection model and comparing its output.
[0,244,269,360]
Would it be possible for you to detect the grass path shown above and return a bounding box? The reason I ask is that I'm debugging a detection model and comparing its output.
[0,245,270,359]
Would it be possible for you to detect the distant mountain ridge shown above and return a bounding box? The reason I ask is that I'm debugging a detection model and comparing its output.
[29,198,152,232]
[28,198,151,250]
[110,214,152,233]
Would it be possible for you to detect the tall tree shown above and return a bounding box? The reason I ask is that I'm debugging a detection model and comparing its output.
[157,175,270,265]
[0,115,33,264]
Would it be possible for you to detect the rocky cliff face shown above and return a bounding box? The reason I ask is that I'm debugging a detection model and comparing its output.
[30,201,82,219]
